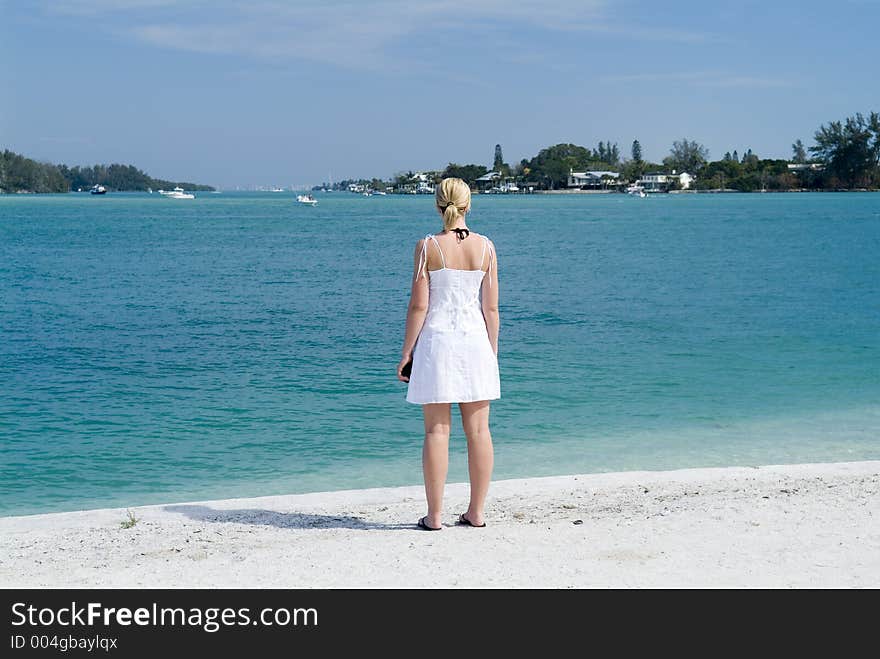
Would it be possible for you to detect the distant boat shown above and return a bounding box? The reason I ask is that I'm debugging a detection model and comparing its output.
[162,186,194,199]
[147,187,153,194]
[89,185,107,195]
[626,184,646,197]
[296,194,318,206]
[271,187,285,192]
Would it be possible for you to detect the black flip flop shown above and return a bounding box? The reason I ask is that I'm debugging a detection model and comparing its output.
[417,516,441,531]
[457,513,486,528]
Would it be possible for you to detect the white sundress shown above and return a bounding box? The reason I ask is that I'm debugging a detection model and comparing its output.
[406,232,501,405]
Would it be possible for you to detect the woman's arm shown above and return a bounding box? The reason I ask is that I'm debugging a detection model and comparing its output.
[480,239,499,356]
[399,240,430,378]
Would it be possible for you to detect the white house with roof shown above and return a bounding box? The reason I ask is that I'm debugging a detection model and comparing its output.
[637,171,693,192]
[412,172,435,194]
[567,170,621,189]
[475,171,502,186]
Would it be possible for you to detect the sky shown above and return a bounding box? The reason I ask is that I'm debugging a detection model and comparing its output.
[2,0,879,188]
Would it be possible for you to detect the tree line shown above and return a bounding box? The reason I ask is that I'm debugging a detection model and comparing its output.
[0,150,215,193]
[325,110,879,192]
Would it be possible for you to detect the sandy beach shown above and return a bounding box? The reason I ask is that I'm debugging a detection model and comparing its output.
[1,461,877,588]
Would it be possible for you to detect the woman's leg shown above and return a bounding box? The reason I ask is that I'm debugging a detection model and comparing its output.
[422,403,451,528]
[459,400,494,525]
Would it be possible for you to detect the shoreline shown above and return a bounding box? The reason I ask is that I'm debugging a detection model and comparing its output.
[2,460,878,588]
[4,188,879,196]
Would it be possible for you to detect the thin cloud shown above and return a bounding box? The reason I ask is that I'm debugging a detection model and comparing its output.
[600,71,796,88]
[38,136,94,144]
[45,0,189,13]
[40,1,720,70]
[582,23,724,44]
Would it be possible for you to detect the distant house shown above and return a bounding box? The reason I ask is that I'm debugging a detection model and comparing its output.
[637,171,693,192]
[475,171,502,190]
[567,170,620,189]
[394,171,437,194]
[476,171,524,193]
[413,172,435,194]
[787,163,824,172]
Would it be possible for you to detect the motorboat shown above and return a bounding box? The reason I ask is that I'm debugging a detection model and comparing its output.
[164,186,195,199]
[90,185,107,195]
[297,194,318,206]
[626,184,646,197]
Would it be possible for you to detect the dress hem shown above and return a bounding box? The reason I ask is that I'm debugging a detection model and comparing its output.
[406,395,501,405]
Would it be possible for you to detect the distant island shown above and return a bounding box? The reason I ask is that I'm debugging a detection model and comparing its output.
[0,150,215,194]
[319,110,880,195]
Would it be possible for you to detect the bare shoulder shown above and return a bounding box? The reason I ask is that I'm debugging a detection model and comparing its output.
[412,236,429,260]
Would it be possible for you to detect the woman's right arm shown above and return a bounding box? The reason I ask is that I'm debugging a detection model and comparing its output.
[398,239,430,380]
[480,240,499,356]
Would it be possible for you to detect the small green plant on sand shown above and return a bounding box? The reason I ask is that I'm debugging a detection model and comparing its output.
[120,509,139,529]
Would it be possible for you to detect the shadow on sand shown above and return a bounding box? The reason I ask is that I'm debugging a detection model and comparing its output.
[163,504,415,531]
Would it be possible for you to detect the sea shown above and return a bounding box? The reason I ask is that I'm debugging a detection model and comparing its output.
[1,191,878,516]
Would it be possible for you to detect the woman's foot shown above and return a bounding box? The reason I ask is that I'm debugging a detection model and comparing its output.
[456,512,486,528]
[417,515,442,531]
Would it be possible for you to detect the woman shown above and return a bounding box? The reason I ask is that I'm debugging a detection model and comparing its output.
[397,177,500,531]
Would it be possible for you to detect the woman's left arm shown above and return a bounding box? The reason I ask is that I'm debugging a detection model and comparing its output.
[398,239,430,380]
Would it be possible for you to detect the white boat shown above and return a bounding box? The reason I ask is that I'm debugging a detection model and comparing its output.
[626,184,646,197]
[164,186,194,199]
[271,187,285,192]
[89,185,107,195]
[296,194,318,206]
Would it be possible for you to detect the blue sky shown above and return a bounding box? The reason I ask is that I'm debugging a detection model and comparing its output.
[3,0,878,188]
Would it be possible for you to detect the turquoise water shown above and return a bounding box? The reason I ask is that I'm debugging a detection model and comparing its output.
[1,191,879,516]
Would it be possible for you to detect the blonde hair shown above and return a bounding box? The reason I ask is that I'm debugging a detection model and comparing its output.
[435,178,471,231]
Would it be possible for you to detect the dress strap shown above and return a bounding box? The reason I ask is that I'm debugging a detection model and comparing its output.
[415,234,430,282]
[428,234,447,269]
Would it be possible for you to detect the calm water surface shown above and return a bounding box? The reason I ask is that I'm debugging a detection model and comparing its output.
[1,191,878,515]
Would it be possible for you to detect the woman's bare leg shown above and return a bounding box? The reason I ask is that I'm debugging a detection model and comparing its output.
[422,403,451,528]
[459,400,494,525]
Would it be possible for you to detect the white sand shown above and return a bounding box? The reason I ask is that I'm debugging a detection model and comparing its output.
[1,461,878,588]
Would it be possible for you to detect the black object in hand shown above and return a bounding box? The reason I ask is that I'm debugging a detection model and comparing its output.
[401,358,413,378]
